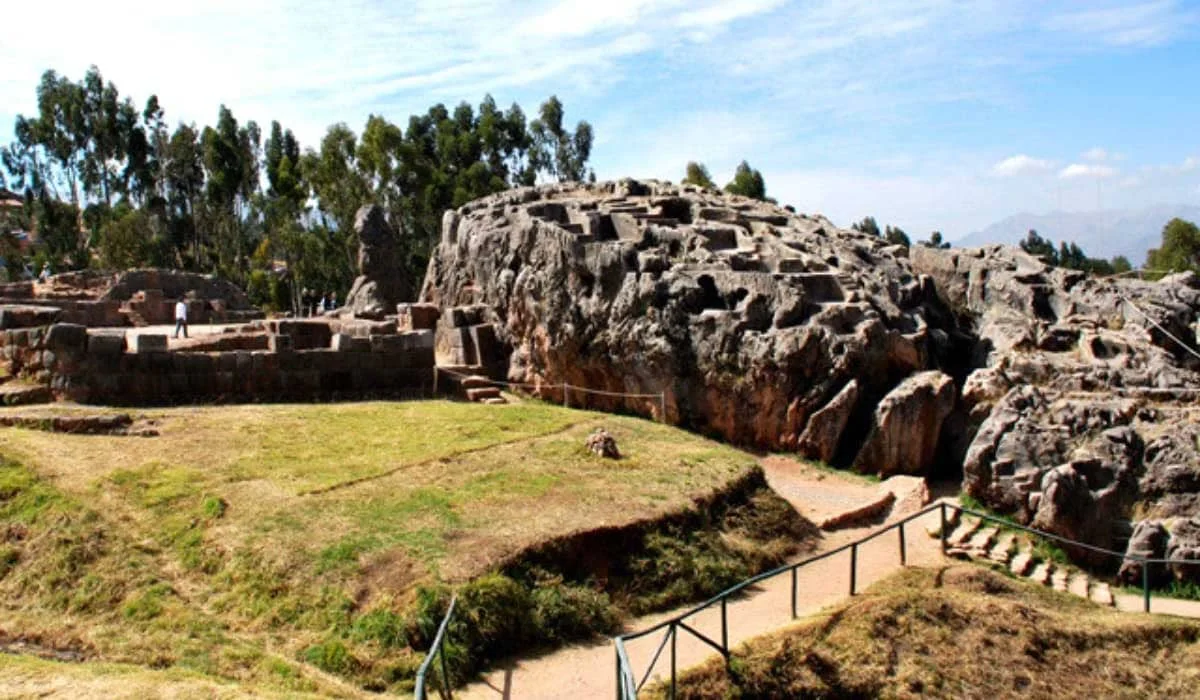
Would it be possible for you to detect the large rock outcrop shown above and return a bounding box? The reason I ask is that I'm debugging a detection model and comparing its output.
[343,205,412,319]
[421,180,951,474]
[912,244,1200,580]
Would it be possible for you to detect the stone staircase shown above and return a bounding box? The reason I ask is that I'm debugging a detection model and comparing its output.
[931,509,1117,607]
[0,379,53,406]
[457,372,507,405]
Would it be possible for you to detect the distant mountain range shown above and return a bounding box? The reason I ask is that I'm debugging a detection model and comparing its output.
[953,204,1200,266]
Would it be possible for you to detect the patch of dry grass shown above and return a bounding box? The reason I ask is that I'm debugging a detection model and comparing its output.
[0,400,767,694]
[668,565,1200,699]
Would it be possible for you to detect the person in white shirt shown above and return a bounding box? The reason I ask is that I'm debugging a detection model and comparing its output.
[174,298,188,338]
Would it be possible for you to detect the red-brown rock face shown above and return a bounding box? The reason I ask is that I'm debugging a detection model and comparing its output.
[421,179,950,472]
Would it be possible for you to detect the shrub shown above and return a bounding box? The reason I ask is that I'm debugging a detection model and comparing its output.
[302,639,354,675]
[531,581,619,643]
[351,608,407,648]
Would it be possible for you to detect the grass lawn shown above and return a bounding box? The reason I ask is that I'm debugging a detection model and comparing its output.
[0,399,763,694]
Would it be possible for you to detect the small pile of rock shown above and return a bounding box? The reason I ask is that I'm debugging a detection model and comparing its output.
[586,428,620,459]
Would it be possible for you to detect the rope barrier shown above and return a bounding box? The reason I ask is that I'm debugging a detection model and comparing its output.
[432,365,669,420]
[1118,295,1200,364]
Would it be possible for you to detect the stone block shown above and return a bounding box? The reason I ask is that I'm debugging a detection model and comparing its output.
[87,331,126,357]
[46,323,88,353]
[442,306,466,327]
[268,334,294,352]
[370,334,406,353]
[470,324,501,365]
[133,334,168,354]
[0,305,63,329]
[397,303,441,331]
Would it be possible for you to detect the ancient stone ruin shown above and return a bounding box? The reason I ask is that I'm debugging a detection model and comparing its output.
[0,178,1198,584]
[421,179,1200,583]
[341,204,412,319]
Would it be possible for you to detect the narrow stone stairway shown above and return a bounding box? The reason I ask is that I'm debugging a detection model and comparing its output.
[931,509,1116,607]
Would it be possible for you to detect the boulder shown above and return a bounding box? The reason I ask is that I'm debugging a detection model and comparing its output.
[586,428,620,459]
[852,371,955,477]
[343,205,411,319]
[796,380,859,464]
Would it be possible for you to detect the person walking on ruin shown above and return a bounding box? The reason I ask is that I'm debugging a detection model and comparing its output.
[174,297,189,339]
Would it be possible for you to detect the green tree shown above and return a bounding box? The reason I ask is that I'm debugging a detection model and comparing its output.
[919,231,951,249]
[724,160,767,200]
[682,162,716,189]
[884,225,910,248]
[851,216,881,238]
[1147,218,1200,274]
[529,96,594,183]
[1020,229,1058,265]
[1111,256,1132,274]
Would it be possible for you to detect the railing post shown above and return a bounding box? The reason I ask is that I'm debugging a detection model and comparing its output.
[939,502,948,555]
[440,643,451,700]
[615,647,621,700]
[563,383,569,407]
[669,623,677,700]
[899,521,907,566]
[850,543,858,596]
[1143,560,1151,613]
[721,597,728,655]
[791,566,798,618]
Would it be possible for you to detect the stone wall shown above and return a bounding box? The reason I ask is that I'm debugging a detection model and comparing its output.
[0,322,435,404]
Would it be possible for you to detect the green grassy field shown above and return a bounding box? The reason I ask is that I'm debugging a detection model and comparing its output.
[0,399,775,695]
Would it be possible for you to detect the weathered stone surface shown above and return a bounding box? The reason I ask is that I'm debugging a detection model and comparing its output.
[0,305,62,329]
[1119,520,1170,586]
[796,380,858,464]
[343,205,411,319]
[852,371,955,477]
[45,323,88,353]
[397,303,440,331]
[915,243,1200,579]
[132,334,168,353]
[421,180,942,456]
[586,428,620,459]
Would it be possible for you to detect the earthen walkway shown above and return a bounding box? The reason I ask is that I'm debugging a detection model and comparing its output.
[458,459,946,700]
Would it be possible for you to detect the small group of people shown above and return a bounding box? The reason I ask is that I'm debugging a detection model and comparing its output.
[300,288,337,317]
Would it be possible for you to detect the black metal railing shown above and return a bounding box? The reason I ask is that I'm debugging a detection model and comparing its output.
[613,501,1200,699]
[414,594,458,700]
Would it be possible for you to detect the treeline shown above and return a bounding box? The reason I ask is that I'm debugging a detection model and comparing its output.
[0,66,594,310]
[1019,230,1131,276]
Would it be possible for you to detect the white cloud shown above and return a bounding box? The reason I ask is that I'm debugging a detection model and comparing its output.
[1082,147,1109,161]
[991,155,1054,177]
[1043,0,1199,47]
[1060,163,1118,179]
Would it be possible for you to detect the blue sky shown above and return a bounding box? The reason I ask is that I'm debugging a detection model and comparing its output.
[2,0,1198,238]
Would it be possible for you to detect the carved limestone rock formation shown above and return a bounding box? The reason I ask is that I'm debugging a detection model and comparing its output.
[343,205,411,319]
[421,180,948,475]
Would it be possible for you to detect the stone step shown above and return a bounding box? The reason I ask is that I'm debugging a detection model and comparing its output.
[481,397,508,405]
[965,526,1000,554]
[1090,582,1115,607]
[1051,568,1070,593]
[987,532,1017,564]
[460,375,493,390]
[1067,571,1091,599]
[466,387,502,402]
[1029,561,1055,587]
[0,382,52,406]
[945,518,981,548]
[1009,549,1036,577]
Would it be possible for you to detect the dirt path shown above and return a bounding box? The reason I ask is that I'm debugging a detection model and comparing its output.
[458,458,944,700]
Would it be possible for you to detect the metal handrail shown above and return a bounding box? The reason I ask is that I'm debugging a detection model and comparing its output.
[414,594,458,700]
[614,500,1200,699]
